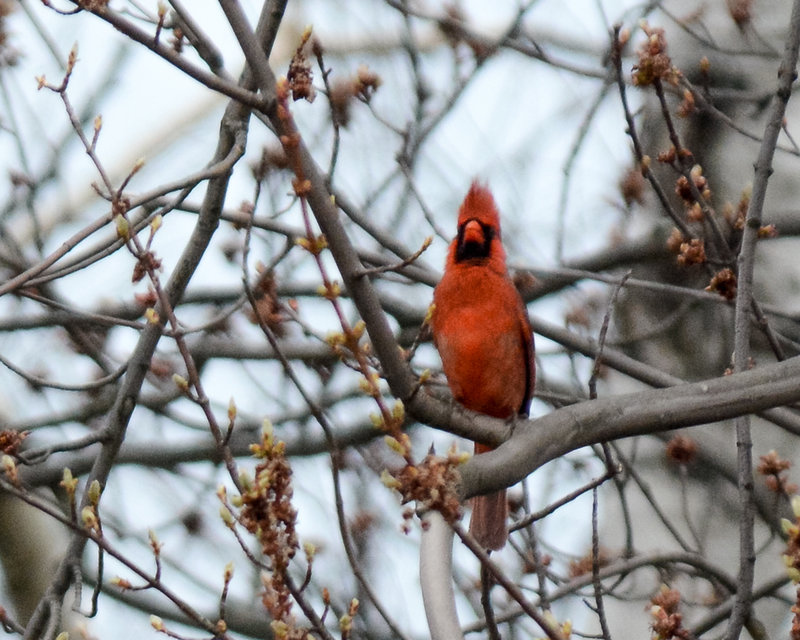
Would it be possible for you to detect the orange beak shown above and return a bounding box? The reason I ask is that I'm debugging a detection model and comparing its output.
[461,219,485,245]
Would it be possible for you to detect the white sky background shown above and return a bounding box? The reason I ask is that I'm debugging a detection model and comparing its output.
[0,0,732,638]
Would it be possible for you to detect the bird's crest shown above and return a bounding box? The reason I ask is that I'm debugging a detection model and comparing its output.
[457,181,501,235]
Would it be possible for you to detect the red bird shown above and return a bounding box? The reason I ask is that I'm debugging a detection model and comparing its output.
[431,182,535,551]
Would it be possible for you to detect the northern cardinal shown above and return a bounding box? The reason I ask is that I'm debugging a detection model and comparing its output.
[431,181,535,550]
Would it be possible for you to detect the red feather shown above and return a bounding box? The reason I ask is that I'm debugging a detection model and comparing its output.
[431,181,535,550]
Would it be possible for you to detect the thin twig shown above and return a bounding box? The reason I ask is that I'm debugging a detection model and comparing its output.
[480,562,502,640]
[355,236,432,277]
[453,522,566,640]
[610,25,692,237]
[0,354,126,393]
[20,2,263,632]
[511,470,615,531]
[0,477,231,638]
[652,77,731,262]
[588,271,631,399]
[591,487,612,640]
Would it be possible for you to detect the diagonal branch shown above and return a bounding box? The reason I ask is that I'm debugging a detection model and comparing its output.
[60,1,268,110]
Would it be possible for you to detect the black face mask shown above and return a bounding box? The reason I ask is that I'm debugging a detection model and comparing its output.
[455,219,495,262]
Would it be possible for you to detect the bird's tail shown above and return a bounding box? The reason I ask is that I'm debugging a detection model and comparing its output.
[469,491,508,551]
[468,442,508,550]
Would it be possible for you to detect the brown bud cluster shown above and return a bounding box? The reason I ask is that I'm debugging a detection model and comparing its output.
[111,195,130,218]
[314,62,381,129]
[686,202,703,223]
[658,146,694,167]
[666,228,685,254]
[240,438,298,560]
[665,434,697,465]
[148,357,174,380]
[632,25,677,86]
[564,301,592,330]
[676,238,706,266]
[758,224,778,239]
[675,166,709,206]
[246,268,288,337]
[354,65,382,103]
[0,429,27,455]
[239,427,300,630]
[568,547,610,577]
[287,29,316,103]
[134,289,158,308]
[705,268,737,300]
[677,89,696,118]
[757,450,797,495]
[328,79,356,128]
[658,147,676,165]
[727,0,754,28]
[393,447,465,529]
[251,145,289,181]
[648,586,689,640]
[132,250,162,284]
[619,166,646,207]
[728,189,751,230]
[438,4,490,59]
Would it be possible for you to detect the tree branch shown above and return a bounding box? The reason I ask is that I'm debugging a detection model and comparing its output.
[726,2,800,637]
[456,354,800,500]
